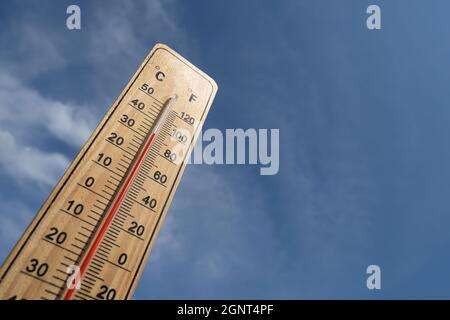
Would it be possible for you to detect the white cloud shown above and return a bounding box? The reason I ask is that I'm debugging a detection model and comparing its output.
[88,0,182,65]
[0,129,69,187]
[0,73,94,148]
[0,70,94,191]
[0,72,94,187]
[83,0,187,99]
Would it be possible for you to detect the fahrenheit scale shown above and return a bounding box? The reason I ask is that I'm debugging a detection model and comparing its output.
[0,44,218,300]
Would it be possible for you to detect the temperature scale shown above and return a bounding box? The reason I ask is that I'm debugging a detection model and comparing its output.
[0,43,218,300]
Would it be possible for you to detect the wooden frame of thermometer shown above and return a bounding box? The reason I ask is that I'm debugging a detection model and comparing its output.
[0,43,218,300]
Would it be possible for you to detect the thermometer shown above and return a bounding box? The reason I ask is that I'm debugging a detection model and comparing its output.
[0,43,218,300]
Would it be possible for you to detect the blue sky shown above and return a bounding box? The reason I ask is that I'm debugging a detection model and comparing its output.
[1,0,450,299]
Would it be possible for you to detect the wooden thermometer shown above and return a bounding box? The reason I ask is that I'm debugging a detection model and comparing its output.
[0,44,218,300]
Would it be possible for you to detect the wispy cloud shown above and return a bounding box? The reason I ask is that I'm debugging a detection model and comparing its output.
[84,0,187,99]
[0,73,93,148]
[88,0,182,65]
[0,129,69,187]
[0,69,96,188]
